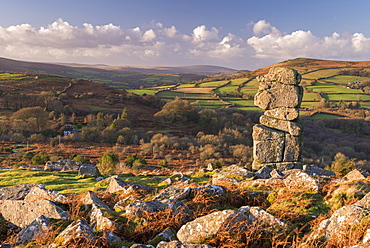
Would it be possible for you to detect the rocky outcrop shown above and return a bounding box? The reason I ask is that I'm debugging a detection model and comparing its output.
[24,184,69,204]
[78,163,100,176]
[283,169,320,192]
[0,184,43,200]
[44,159,82,171]
[253,67,303,170]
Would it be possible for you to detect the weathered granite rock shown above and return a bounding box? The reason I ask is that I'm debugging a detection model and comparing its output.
[252,161,300,171]
[90,204,115,231]
[162,173,191,186]
[270,169,285,178]
[212,164,254,186]
[113,195,138,212]
[283,133,302,162]
[238,206,285,228]
[153,187,191,202]
[157,241,214,248]
[81,191,111,211]
[16,215,50,244]
[303,164,336,177]
[193,185,226,196]
[105,176,132,193]
[44,159,82,171]
[148,228,177,246]
[78,163,100,176]
[0,199,68,228]
[255,165,272,179]
[254,82,303,110]
[283,170,320,192]
[252,124,285,164]
[24,184,70,204]
[130,245,155,248]
[0,184,43,200]
[259,115,302,136]
[343,169,370,181]
[239,178,285,189]
[125,200,181,216]
[177,210,250,243]
[264,107,299,121]
[54,219,94,246]
[256,67,302,85]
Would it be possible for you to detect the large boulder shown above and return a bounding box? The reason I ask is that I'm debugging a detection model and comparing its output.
[16,215,50,245]
[303,164,336,178]
[252,124,285,164]
[78,163,100,176]
[177,210,250,243]
[24,184,69,204]
[44,159,82,171]
[81,191,111,211]
[0,184,43,200]
[259,115,302,136]
[0,199,68,228]
[90,204,115,231]
[54,219,94,246]
[264,107,299,121]
[283,170,320,192]
[256,67,302,85]
[254,82,303,110]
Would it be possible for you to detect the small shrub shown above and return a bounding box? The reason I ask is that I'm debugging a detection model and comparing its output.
[159,160,168,168]
[125,153,146,167]
[31,152,50,165]
[97,150,119,175]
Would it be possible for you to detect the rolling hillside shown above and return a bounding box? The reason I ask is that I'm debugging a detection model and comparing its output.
[0,57,236,89]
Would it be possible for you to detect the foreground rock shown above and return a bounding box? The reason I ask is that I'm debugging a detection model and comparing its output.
[177,209,250,243]
[0,184,43,200]
[54,219,94,246]
[0,199,68,228]
[16,215,50,245]
[157,241,214,248]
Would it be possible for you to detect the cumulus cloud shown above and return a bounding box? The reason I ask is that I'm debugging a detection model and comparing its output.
[1,18,370,69]
[247,20,370,62]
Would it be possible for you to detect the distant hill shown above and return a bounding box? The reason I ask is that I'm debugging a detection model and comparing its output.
[58,63,238,75]
[0,57,239,88]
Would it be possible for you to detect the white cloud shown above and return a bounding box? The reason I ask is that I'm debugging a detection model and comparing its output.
[192,25,219,43]
[1,18,370,69]
[247,20,370,62]
[140,29,156,42]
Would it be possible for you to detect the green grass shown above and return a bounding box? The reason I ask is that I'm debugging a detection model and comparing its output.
[215,85,239,94]
[310,113,344,119]
[198,80,229,88]
[230,78,248,85]
[300,102,319,109]
[0,169,97,194]
[325,94,370,101]
[302,69,341,79]
[323,75,370,85]
[177,84,197,88]
[302,92,320,101]
[307,81,361,93]
[126,89,157,95]
[156,91,212,99]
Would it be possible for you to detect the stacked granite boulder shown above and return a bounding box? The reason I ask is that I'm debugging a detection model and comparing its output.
[252,67,303,171]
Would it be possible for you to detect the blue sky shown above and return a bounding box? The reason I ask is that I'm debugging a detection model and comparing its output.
[0,0,369,69]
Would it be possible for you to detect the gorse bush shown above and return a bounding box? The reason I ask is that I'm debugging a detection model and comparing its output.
[97,150,119,175]
[31,152,50,165]
[125,153,146,168]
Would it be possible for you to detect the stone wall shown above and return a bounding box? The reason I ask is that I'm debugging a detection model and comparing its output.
[252,67,303,170]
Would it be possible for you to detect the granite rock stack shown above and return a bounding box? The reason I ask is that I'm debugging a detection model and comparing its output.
[252,67,303,171]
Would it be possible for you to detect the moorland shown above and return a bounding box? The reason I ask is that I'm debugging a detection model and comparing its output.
[0,57,369,247]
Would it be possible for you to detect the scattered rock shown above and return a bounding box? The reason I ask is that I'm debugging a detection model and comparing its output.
[0,199,68,228]
[54,219,94,246]
[177,210,250,243]
[283,170,320,192]
[78,163,100,176]
[0,184,43,200]
[255,165,272,179]
[343,169,370,181]
[238,206,285,228]
[44,159,82,171]
[16,215,50,245]
[24,184,70,204]
[303,164,336,178]
[153,187,191,202]
[81,191,111,211]
[90,204,115,231]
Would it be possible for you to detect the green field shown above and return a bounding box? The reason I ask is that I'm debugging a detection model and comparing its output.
[126,89,157,95]
[323,75,370,85]
[302,69,340,79]
[177,84,197,88]
[302,92,320,101]
[215,85,239,94]
[310,113,344,119]
[230,78,248,85]
[198,80,229,88]
[156,90,212,99]
[307,81,361,93]
[325,94,370,101]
